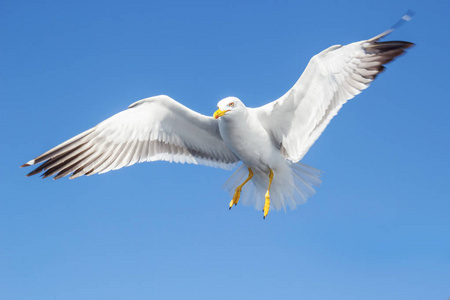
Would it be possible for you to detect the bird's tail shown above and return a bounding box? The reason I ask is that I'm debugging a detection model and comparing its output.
[223,162,322,212]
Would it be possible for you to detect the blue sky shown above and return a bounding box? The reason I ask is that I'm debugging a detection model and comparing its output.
[1,0,449,299]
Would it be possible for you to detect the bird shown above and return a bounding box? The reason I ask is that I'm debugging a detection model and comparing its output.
[22,13,413,218]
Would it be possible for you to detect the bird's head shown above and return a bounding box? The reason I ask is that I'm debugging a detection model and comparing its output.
[213,97,244,119]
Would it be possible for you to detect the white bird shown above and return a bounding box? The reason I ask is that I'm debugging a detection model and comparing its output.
[22,15,413,218]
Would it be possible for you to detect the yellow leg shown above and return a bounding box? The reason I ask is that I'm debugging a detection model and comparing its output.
[229,168,253,210]
[263,169,274,219]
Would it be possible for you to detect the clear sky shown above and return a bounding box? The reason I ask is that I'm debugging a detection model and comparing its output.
[1,0,449,299]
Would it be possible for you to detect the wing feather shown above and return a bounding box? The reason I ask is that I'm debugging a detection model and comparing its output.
[254,26,413,162]
[22,95,239,179]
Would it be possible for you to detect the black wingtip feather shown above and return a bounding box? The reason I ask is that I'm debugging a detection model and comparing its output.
[27,168,45,177]
[369,41,414,52]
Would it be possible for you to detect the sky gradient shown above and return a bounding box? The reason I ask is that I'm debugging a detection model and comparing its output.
[1,0,449,299]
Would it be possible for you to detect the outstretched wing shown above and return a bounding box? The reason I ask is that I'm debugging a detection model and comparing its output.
[22,95,240,179]
[254,22,413,163]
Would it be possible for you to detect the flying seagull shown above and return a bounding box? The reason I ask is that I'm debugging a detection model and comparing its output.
[22,14,413,218]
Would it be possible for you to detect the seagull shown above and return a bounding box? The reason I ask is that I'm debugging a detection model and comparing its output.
[22,14,413,218]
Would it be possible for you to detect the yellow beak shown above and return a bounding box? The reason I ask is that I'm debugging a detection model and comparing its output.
[213,108,229,119]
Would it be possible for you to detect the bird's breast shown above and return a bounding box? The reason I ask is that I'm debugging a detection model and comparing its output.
[218,115,280,171]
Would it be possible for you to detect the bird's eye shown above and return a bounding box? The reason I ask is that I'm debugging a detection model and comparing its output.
[229,102,235,107]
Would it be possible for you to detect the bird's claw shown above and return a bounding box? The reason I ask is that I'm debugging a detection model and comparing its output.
[228,168,254,211]
[263,192,270,219]
[229,188,241,210]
